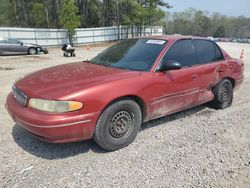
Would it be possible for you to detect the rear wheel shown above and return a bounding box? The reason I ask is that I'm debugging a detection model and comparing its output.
[93,99,142,151]
[28,47,37,55]
[210,79,233,109]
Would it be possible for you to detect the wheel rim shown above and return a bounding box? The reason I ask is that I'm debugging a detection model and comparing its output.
[221,86,229,102]
[29,48,36,55]
[109,111,133,138]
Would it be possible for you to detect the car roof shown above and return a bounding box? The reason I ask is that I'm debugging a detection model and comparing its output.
[135,35,206,42]
[0,37,17,40]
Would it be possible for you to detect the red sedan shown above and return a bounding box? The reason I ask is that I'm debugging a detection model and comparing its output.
[6,36,244,151]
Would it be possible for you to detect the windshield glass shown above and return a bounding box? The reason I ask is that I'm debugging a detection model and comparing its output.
[90,38,167,71]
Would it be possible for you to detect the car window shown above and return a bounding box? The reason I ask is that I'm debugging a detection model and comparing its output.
[0,39,6,44]
[90,38,167,71]
[193,39,224,64]
[6,38,21,44]
[214,43,224,61]
[161,39,197,67]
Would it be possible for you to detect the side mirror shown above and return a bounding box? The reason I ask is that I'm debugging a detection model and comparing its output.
[157,60,182,72]
[20,43,23,46]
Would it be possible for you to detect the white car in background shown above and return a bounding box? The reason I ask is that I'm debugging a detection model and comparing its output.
[207,37,219,42]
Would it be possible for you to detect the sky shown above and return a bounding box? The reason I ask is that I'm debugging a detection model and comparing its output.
[166,0,250,17]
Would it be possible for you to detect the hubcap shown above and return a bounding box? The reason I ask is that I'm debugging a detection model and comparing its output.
[109,111,133,138]
[29,49,36,55]
[221,87,229,101]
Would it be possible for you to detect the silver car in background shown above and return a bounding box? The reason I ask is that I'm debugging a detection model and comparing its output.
[0,37,48,55]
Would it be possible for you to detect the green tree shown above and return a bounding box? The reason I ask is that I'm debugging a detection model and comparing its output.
[76,0,101,27]
[213,25,225,37]
[116,0,169,36]
[59,0,80,45]
[30,3,47,28]
[194,11,211,36]
[0,0,10,26]
[3,1,250,39]
[165,8,250,38]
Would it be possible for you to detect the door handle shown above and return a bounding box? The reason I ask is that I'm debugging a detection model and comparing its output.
[217,69,224,72]
[192,75,198,79]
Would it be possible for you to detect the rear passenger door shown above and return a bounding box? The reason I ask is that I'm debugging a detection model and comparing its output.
[193,39,226,102]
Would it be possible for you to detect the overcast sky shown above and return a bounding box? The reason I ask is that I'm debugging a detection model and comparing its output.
[166,0,250,17]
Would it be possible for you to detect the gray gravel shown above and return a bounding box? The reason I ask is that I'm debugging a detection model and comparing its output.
[0,42,250,188]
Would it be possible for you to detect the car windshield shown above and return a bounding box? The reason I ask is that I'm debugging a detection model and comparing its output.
[90,38,167,71]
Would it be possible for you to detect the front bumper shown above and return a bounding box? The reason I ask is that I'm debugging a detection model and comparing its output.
[6,93,100,143]
[234,76,244,90]
[40,47,48,54]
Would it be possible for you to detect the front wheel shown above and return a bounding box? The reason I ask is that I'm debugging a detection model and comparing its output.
[210,79,233,109]
[28,47,37,55]
[93,99,142,151]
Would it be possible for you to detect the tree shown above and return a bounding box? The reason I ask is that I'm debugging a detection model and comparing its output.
[164,9,250,38]
[76,0,101,27]
[193,11,211,36]
[0,0,10,26]
[2,1,250,39]
[213,25,225,37]
[1,0,171,30]
[59,0,80,45]
[30,3,47,28]
[102,0,115,26]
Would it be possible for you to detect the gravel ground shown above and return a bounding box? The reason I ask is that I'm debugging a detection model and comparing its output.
[0,42,249,188]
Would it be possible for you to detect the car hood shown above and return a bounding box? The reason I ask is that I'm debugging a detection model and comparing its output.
[15,62,140,99]
[23,43,41,47]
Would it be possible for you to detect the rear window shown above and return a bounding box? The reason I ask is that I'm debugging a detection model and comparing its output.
[194,40,224,64]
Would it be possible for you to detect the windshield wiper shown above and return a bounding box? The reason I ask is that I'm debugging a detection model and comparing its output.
[82,60,111,68]
[110,65,132,71]
[82,60,92,63]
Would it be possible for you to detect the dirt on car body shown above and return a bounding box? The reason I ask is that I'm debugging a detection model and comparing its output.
[0,42,249,187]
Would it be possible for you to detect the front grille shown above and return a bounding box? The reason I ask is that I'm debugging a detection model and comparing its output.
[12,86,28,106]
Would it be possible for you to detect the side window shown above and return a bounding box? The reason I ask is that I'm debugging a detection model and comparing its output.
[6,39,20,44]
[0,39,6,44]
[194,39,224,64]
[161,39,197,67]
[214,44,224,61]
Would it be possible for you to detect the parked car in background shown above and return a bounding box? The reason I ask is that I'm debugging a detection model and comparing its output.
[207,37,219,42]
[6,35,244,151]
[0,37,48,55]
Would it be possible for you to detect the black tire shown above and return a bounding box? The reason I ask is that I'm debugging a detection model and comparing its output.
[93,99,142,151]
[210,79,233,109]
[28,47,37,55]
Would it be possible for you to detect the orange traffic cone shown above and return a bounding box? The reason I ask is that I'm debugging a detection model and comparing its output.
[240,49,244,60]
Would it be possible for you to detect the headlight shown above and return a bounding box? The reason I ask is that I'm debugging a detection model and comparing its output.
[29,98,83,113]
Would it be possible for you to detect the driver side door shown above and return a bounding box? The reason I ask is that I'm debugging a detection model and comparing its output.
[150,39,202,118]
